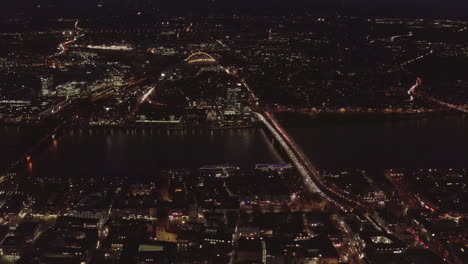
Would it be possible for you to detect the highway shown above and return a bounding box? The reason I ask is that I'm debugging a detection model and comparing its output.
[401,31,467,114]
[408,78,468,113]
[255,111,369,212]
[54,20,86,57]
[401,49,434,67]
[390,31,413,42]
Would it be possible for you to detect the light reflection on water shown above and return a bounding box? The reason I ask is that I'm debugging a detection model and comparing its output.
[1,113,467,181]
[27,127,282,180]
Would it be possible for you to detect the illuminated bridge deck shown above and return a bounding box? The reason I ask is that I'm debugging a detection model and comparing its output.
[256,111,369,212]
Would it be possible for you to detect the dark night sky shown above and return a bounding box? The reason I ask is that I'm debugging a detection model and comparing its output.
[1,0,468,17]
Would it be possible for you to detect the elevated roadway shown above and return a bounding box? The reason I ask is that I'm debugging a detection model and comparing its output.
[256,111,370,212]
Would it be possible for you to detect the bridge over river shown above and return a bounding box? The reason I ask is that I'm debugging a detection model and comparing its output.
[256,110,370,212]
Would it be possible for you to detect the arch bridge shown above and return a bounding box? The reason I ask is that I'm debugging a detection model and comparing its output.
[185,52,217,64]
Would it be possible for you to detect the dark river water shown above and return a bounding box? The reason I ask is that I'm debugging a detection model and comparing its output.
[279,113,468,171]
[26,128,282,180]
[1,113,467,180]
[0,125,45,169]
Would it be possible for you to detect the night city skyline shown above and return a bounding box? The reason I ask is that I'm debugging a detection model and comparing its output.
[0,1,466,264]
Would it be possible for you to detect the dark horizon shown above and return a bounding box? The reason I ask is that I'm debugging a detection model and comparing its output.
[2,0,468,18]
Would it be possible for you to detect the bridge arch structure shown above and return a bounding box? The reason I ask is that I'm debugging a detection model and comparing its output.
[185,52,217,64]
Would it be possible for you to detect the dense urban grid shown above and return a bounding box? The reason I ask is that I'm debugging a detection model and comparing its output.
[0,1,467,264]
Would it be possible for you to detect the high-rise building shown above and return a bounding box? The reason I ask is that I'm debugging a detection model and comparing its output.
[225,87,242,115]
[40,76,55,97]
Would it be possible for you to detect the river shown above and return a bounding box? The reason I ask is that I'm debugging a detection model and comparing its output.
[1,113,467,181]
[279,113,468,171]
[25,127,282,181]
